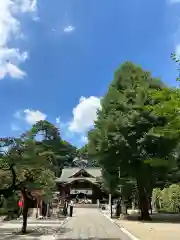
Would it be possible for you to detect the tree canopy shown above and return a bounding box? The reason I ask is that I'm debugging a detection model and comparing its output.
[0,120,77,233]
[88,61,180,220]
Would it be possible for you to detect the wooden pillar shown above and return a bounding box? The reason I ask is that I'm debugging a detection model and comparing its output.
[61,188,65,205]
[109,193,111,208]
[40,199,43,216]
[36,197,39,218]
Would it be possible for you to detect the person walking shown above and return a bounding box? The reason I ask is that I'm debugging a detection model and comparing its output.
[18,199,23,218]
[69,199,74,217]
[63,200,68,216]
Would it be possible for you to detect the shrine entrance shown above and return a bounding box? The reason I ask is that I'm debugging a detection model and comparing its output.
[57,167,107,204]
[70,189,93,203]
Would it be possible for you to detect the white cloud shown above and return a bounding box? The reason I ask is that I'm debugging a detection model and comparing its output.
[80,135,88,144]
[14,109,47,125]
[0,62,26,79]
[64,25,75,33]
[55,116,60,124]
[24,109,47,124]
[0,0,37,80]
[68,96,101,133]
[13,0,37,13]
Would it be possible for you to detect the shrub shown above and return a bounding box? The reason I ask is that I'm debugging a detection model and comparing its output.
[153,184,180,213]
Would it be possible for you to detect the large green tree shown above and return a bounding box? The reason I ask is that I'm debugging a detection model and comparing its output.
[88,62,180,220]
[0,137,56,233]
[28,120,77,172]
[0,120,77,233]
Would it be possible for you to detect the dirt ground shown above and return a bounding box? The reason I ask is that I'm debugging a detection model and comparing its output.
[114,213,180,240]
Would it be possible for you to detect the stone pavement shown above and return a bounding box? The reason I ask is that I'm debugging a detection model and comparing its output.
[0,208,132,240]
[46,207,132,240]
[0,218,66,240]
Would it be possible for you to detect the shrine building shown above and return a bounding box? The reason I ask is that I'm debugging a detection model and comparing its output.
[56,167,107,204]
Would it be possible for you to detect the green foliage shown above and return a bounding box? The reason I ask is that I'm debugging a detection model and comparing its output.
[0,138,56,198]
[88,62,176,180]
[171,53,180,81]
[0,120,77,218]
[152,188,162,210]
[153,184,180,212]
[88,61,180,219]
[78,144,88,159]
[28,168,56,202]
[27,120,77,171]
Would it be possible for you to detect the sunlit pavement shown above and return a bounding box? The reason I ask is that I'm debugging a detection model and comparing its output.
[41,208,132,240]
[0,209,132,240]
[0,218,66,240]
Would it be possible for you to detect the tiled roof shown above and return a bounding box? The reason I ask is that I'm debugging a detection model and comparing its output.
[56,167,102,183]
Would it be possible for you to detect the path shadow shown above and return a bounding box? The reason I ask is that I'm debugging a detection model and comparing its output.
[7,221,66,225]
[118,212,180,224]
[55,238,128,240]
[0,226,72,240]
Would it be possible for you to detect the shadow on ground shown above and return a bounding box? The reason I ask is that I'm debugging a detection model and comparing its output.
[55,239,127,240]
[6,221,66,225]
[0,226,72,240]
[117,212,180,223]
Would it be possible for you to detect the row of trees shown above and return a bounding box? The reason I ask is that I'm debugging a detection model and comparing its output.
[85,61,180,220]
[0,120,77,233]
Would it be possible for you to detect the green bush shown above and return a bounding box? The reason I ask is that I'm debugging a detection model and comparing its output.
[0,192,19,218]
[152,184,180,213]
[152,188,161,211]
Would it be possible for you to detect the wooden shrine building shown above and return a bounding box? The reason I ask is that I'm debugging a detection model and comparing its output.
[56,167,107,204]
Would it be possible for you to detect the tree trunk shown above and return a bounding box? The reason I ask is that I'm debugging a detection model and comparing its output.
[20,187,34,234]
[137,178,151,221]
[116,200,121,217]
[109,194,113,218]
[132,198,135,210]
[121,198,127,215]
[149,197,152,214]
[21,202,28,234]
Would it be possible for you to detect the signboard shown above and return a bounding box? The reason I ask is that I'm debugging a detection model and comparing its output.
[70,189,93,195]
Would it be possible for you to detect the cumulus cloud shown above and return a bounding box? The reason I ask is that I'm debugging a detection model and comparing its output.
[64,25,75,33]
[13,0,37,13]
[14,109,47,125]
[68,96,101,133]
[0,62,26,79]
[0,0,37,80]
[24,109,47,124]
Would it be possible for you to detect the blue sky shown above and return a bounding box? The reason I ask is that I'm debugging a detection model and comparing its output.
[0,0,180,147]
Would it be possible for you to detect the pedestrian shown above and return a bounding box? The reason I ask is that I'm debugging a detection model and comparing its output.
[63,200,68,216]
[18,199,23,218]
[69,199,74,217]
[116,199,121,217]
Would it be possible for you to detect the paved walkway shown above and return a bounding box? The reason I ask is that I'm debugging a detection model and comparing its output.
[0,208,132,240]
[47,208,132,240]
[0,219,65,240]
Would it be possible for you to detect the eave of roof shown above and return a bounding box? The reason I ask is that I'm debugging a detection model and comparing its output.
[57,167,102,183]
[55,177,99,185]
